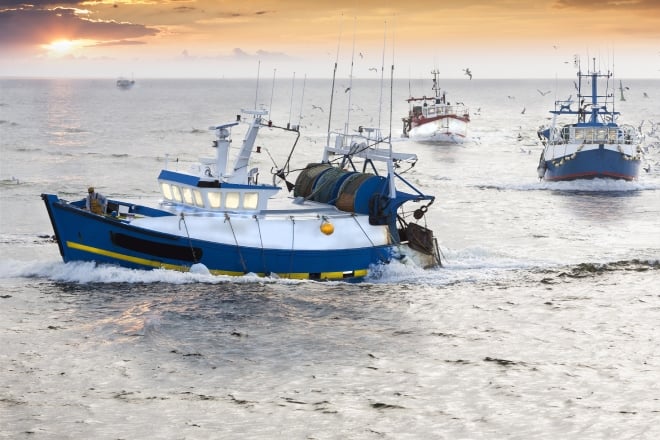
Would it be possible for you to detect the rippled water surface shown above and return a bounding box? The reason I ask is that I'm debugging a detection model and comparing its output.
[1,77,659,439]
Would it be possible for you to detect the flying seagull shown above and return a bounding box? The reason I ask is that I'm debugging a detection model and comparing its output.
[463,68,472,80]
[537,89,551,96]
[368,67,378,72]
[311,105,324,112]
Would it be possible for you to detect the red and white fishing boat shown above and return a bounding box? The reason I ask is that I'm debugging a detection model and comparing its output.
[402,69,470,143]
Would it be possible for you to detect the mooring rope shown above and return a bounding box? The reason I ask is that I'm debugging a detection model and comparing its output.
[225,213,247,273]
[178,212,198,264]
[350,214,376,247]
[288,216,295,276]
[254,215,267,275]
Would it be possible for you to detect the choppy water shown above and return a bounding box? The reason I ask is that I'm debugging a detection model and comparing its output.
[1,77,660,439]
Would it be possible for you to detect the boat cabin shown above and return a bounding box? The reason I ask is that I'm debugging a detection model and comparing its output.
[158,170,280,212]
[557,125,637,145]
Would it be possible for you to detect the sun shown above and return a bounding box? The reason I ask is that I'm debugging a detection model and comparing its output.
[44,39,78,55]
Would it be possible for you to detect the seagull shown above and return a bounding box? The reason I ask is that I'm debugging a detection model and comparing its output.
[311,105,324,112]
[507,95,515,100]
[359,52,364,59]
[344,87,351,93]
[643,92,649,98]
[521,107,526,114]
[368,67,378,72]
[537,89,551,96]
[463,68,472,80]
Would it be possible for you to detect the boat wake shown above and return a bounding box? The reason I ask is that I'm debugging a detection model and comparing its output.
[1,254,656,289]
[474,178,660,192]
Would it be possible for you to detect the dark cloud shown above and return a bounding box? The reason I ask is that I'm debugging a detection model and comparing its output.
[173,6,196,13]
[0,0,83,6]
[0,7,158,48]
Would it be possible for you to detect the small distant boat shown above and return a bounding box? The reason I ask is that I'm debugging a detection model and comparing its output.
[116,77,135,90]
[536,58,642,181]
[402,69,470,143]
[41,104,441,280]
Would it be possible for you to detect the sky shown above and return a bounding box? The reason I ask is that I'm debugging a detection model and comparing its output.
[0,0,659,79]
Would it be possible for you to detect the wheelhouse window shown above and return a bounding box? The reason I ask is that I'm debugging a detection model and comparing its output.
[225,192,240,209]
[595,128,608,142]
[193,190,204,207]
[243,192,259,209]
[171,185,182,202]
[161,182,173,200]
[208,191,222,209]
[182,187,194,205]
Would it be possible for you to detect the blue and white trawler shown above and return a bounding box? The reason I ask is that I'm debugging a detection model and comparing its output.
[42,108,440,280]
[537,58,642,181]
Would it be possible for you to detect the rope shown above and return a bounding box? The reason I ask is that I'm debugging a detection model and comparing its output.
[178,213,198,264]
[254,215,267,275]
[351,214,376,247]
[225,213,247,273]
[288,216,296,273]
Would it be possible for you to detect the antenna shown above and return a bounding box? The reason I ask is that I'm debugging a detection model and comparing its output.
[325,14,343,152]
[388,18,396,147]
[254,60,261,111]
[378,21,387,131]
[344,17,357,136]
[288,72,295,129]
[269,68,276,121]
[297,74,307,129]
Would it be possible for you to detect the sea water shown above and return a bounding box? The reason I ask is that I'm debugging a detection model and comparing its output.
[1,77,659,439]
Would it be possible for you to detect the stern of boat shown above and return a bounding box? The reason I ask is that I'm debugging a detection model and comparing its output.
[398,222,442,268]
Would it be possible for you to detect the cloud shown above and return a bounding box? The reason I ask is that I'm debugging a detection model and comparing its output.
[230,48,293,61]
[0,0,84,5]
[553,0,660,9]
[173,6,196,13]
[92,39,148,47]
[0,6,158,49]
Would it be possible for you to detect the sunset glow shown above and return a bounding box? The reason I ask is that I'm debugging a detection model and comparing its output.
[44,39,78,55]
[1,1,659,78]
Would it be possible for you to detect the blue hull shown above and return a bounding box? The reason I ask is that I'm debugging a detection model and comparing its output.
[543,147,640,182]
[42,194,392,280]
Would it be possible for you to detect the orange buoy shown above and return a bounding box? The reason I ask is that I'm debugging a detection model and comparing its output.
[320,221,334,235]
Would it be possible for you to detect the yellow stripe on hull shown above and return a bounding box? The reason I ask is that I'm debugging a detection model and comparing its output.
[66,241,369,280]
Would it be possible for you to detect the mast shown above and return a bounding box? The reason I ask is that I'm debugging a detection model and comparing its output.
[344,17,356,136]
[377,21,387,131]
[324,15,343,162]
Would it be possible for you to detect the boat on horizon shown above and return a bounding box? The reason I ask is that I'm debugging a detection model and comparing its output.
[116,76,135,90]
[536,58,642,181]
[402,69,470,144]
[42,104,441,281]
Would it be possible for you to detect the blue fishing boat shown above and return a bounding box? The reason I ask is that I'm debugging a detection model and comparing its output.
[537,58,642,181]
[41,107,440,280]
